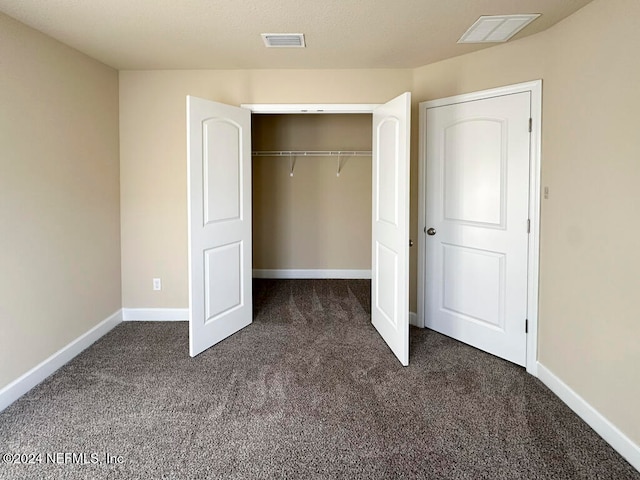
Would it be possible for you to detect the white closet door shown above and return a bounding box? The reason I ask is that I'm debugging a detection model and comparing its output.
[187,96,252,357]
[371,92,411,366]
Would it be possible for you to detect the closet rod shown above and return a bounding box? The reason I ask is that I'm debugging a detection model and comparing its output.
[252,150,372,157]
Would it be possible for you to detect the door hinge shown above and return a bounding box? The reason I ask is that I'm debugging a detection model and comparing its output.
[527,219,531,234]
[528,118,532,133]
[525,319,529,333]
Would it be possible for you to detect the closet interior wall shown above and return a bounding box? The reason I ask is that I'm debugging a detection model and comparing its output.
[251,114,372,273]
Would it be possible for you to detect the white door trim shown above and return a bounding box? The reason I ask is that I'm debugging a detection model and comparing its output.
[417,80,542,376]
[241,104,381,114]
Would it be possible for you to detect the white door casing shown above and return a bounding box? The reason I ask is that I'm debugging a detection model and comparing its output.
[421,88,536,367]
[187,96,252,357]
[371,92,411,366]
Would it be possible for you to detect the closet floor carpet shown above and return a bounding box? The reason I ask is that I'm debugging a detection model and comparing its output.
[0,279,638,479]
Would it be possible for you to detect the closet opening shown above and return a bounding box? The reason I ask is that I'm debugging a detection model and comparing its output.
[251,113,373,280]
[188,94,411,363]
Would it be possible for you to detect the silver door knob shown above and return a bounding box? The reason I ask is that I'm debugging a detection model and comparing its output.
[409,239,414,247]
[426,228,436,236]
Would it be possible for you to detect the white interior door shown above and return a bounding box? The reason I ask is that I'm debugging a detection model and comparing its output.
[424,92,531,366]
[187,96,252,357]
[371,92,411,366]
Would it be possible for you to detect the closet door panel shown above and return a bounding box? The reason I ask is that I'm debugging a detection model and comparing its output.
[187,95,252,357]
[371,92,411,366]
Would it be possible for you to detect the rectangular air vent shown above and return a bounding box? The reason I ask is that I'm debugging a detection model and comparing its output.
[261,33,306,48]
[458,14,540,43]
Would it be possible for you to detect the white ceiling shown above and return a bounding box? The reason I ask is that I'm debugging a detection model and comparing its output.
[0,0,593,70]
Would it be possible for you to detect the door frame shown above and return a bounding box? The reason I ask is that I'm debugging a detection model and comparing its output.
[242,103,381,281]
[240,103,381,268]
[417,80,542,376]
[241,104,380,114]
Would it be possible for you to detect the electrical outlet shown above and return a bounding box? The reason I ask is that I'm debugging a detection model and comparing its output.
[153,278,162,291]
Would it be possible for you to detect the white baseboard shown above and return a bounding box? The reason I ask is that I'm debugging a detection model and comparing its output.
[409,312,419,327]
[537,362,640,472]
[0,309,123,413]
[253,269,372,279]
[122,308,189,321]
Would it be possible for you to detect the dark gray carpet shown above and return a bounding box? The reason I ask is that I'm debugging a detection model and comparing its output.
[0,279,638,479]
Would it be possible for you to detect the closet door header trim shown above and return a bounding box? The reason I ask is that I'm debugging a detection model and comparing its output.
[241,104,381,114]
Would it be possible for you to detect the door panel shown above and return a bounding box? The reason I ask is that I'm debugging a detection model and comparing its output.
[187,96,252,357]
[372,92,411,366]
[444,119,505,226]
[442,244,505,329]
[425,92,530,366]
[203,119,242,224]
[204,242,242,322]
[376,118,399,225]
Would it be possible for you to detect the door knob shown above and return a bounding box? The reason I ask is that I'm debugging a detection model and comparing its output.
[409,239,414,247]
[426,228,436,236]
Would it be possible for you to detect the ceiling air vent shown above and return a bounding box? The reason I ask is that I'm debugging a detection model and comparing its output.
[261,33,306,48]
[458,14,540,43]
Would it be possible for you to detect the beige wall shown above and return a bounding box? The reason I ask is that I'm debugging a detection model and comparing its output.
[537,0,640,446]
[252,114,372,270]
[118,0,639,447]
[0,13,121,389]
[413,0,640,445]
[119,69,411,307]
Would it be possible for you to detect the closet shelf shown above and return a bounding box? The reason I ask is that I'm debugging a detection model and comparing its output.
[252,150,372,157]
